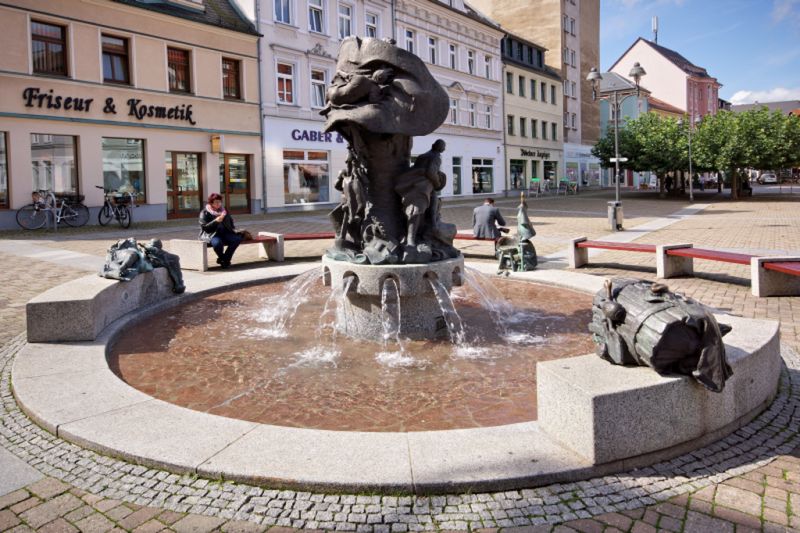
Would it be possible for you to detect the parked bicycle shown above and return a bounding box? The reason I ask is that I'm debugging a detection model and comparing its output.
[96,186,136,228]
[16,190,90,230]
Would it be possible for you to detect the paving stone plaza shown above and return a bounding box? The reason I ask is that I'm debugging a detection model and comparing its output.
[1,189,800,532]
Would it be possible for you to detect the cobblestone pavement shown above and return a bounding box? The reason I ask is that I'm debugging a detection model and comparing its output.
[1,191,800,532]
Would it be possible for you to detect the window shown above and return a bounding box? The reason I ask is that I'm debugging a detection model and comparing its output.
[519,116,526,137]
[311,69,326,108]
[277,62,294,104]
[531,119,537,138]
[541,121,547,140]
[563,14,569,31]
[222,58,241,99]
[571,113,577,129]
[338,4,352,39]
[571,81,577,98]
[30,134,78,194]
[507,115,514,135]
[31,21,67,76]
[484,55,491,79]
[365,13,378,37]
[219,154,250,213]
[428,37,437,64]
[167,48,191,93]
[472,158,493,193]
[452,157,462,195]
[510,159,526,190]
[551,84,556,105]
[283,150,329,204]
[527,47,533,64]
[405,29,415,53]
[518,75,525,97]
[275,0,291,24]
[530,79,536,100]
[449,98,458,124]
[0,133,8,209]
[102,35,129,84]
[563,112,569,126]
[570,18,576,35]
[469,102,476,127]
[563,47,569,64]
[102,138,145,202]
[541,81,547,103]
[551,122,557,141]
[570,50,576,67]
[563,80,570,98]
[484,105,492,129]
[467,50,475,74]
[309,0,324,33]
[449,44,457,69]
[506,72,513,94]
[165,152,203,217]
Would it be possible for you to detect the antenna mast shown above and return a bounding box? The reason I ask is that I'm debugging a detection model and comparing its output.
[652,16,659,43]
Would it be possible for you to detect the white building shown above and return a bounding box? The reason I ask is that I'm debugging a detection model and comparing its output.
[257,0,393,210]
[396,0,505,197]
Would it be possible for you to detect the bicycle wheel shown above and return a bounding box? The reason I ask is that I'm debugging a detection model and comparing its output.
[63,203,90,227]
[98,204,113,226]
[118,205,132,229]
[16,204,48,230]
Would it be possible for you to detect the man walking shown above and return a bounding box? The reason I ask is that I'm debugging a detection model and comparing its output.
[472,198,506,239]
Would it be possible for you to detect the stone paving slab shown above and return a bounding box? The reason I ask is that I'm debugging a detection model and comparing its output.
[0,446,43,497]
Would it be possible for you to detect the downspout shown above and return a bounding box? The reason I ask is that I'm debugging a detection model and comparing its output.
[255,0,269,213]
[500,61,508,197]
[391,0,396,41]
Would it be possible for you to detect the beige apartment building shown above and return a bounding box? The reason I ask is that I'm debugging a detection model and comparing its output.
[501,33,563,191]
[0,0,261,228]
[470,0,601,188]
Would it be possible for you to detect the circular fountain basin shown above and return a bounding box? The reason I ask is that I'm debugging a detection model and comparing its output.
[11,263,782,493]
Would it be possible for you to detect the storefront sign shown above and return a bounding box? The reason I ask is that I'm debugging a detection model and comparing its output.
[521,148,550,159]
[291,129,344,143]
[22,87,196,126]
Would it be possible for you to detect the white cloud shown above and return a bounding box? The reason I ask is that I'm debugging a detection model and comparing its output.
[773,0,800,26]
[729,87,800,105]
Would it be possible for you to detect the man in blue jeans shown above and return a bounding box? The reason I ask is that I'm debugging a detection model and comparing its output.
[198,193,242,268]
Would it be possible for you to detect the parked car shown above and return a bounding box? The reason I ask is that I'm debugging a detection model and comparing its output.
[758,172,778,184]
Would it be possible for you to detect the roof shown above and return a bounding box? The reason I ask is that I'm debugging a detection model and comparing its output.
[647,96,685,115]
[463,1,503,31]
[730,100,800,115]
[501,31,560,81]
[112,0,258,36]
[610,37,716,81]
[598,71,639,93]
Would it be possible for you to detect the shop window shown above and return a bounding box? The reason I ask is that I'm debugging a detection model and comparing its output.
[338,3,352,40]
[365,13,378,38]
[544,160,557,181]
[471,158,493,194]
[102,138,145,202]
[309,0,324,33]
[275,0,291,24]
[219,154,250,214]
[30,134,78,195]
[277,62,294,104]
[31,21,67,76]
[311,69,326,108]
[222,58,241,100]
[452,157,462,195]
[165,152,202,218]
[510,159,526,190]
[0,133,8,209]
[102,35,129,84]
[167,48,191,93]
[283,150,329,204]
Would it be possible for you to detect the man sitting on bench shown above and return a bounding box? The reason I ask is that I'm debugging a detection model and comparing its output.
[472,197,507,239]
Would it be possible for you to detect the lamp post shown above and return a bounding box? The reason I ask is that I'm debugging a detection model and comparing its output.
[679,115,701,202]
[587,62,646,231]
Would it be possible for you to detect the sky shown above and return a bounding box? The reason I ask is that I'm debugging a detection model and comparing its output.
[601,0,800,104]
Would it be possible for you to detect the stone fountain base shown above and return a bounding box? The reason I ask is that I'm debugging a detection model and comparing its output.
[321,255,464,341]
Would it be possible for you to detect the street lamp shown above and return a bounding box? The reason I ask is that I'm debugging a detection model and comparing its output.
[587,62,646,231]
[678,115,701,202]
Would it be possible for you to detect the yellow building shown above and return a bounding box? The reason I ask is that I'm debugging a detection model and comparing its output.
[0,0,261,227]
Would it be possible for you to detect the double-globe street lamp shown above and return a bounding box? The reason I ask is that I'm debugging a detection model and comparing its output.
[587,62,647,231]
[678,115,701,202]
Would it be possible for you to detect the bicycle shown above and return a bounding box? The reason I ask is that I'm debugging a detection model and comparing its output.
[16,190,90,230]
[96,186,136,228]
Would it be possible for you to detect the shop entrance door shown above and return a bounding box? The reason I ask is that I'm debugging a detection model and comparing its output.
[219,154,250,214]
[165,152,203,218]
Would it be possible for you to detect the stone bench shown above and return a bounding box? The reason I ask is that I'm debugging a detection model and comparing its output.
[26,268,175,343]
[167,232,284,272]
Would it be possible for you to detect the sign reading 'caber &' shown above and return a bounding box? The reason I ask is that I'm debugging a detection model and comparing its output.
[291,129,345,143]
[22,87,196,126]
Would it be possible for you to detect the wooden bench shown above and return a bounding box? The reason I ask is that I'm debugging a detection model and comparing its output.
[569,236,800,297]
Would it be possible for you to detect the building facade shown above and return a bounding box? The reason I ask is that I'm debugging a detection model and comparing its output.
[501,33,563,191]
[0,0,261,228]
[257,0,393,211]
[610,38,721,121]
[469,0,601,188]
[396,0,505,197]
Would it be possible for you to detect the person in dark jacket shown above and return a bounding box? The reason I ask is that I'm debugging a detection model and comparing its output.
[199,193,241,268]
[472,198,507,239]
